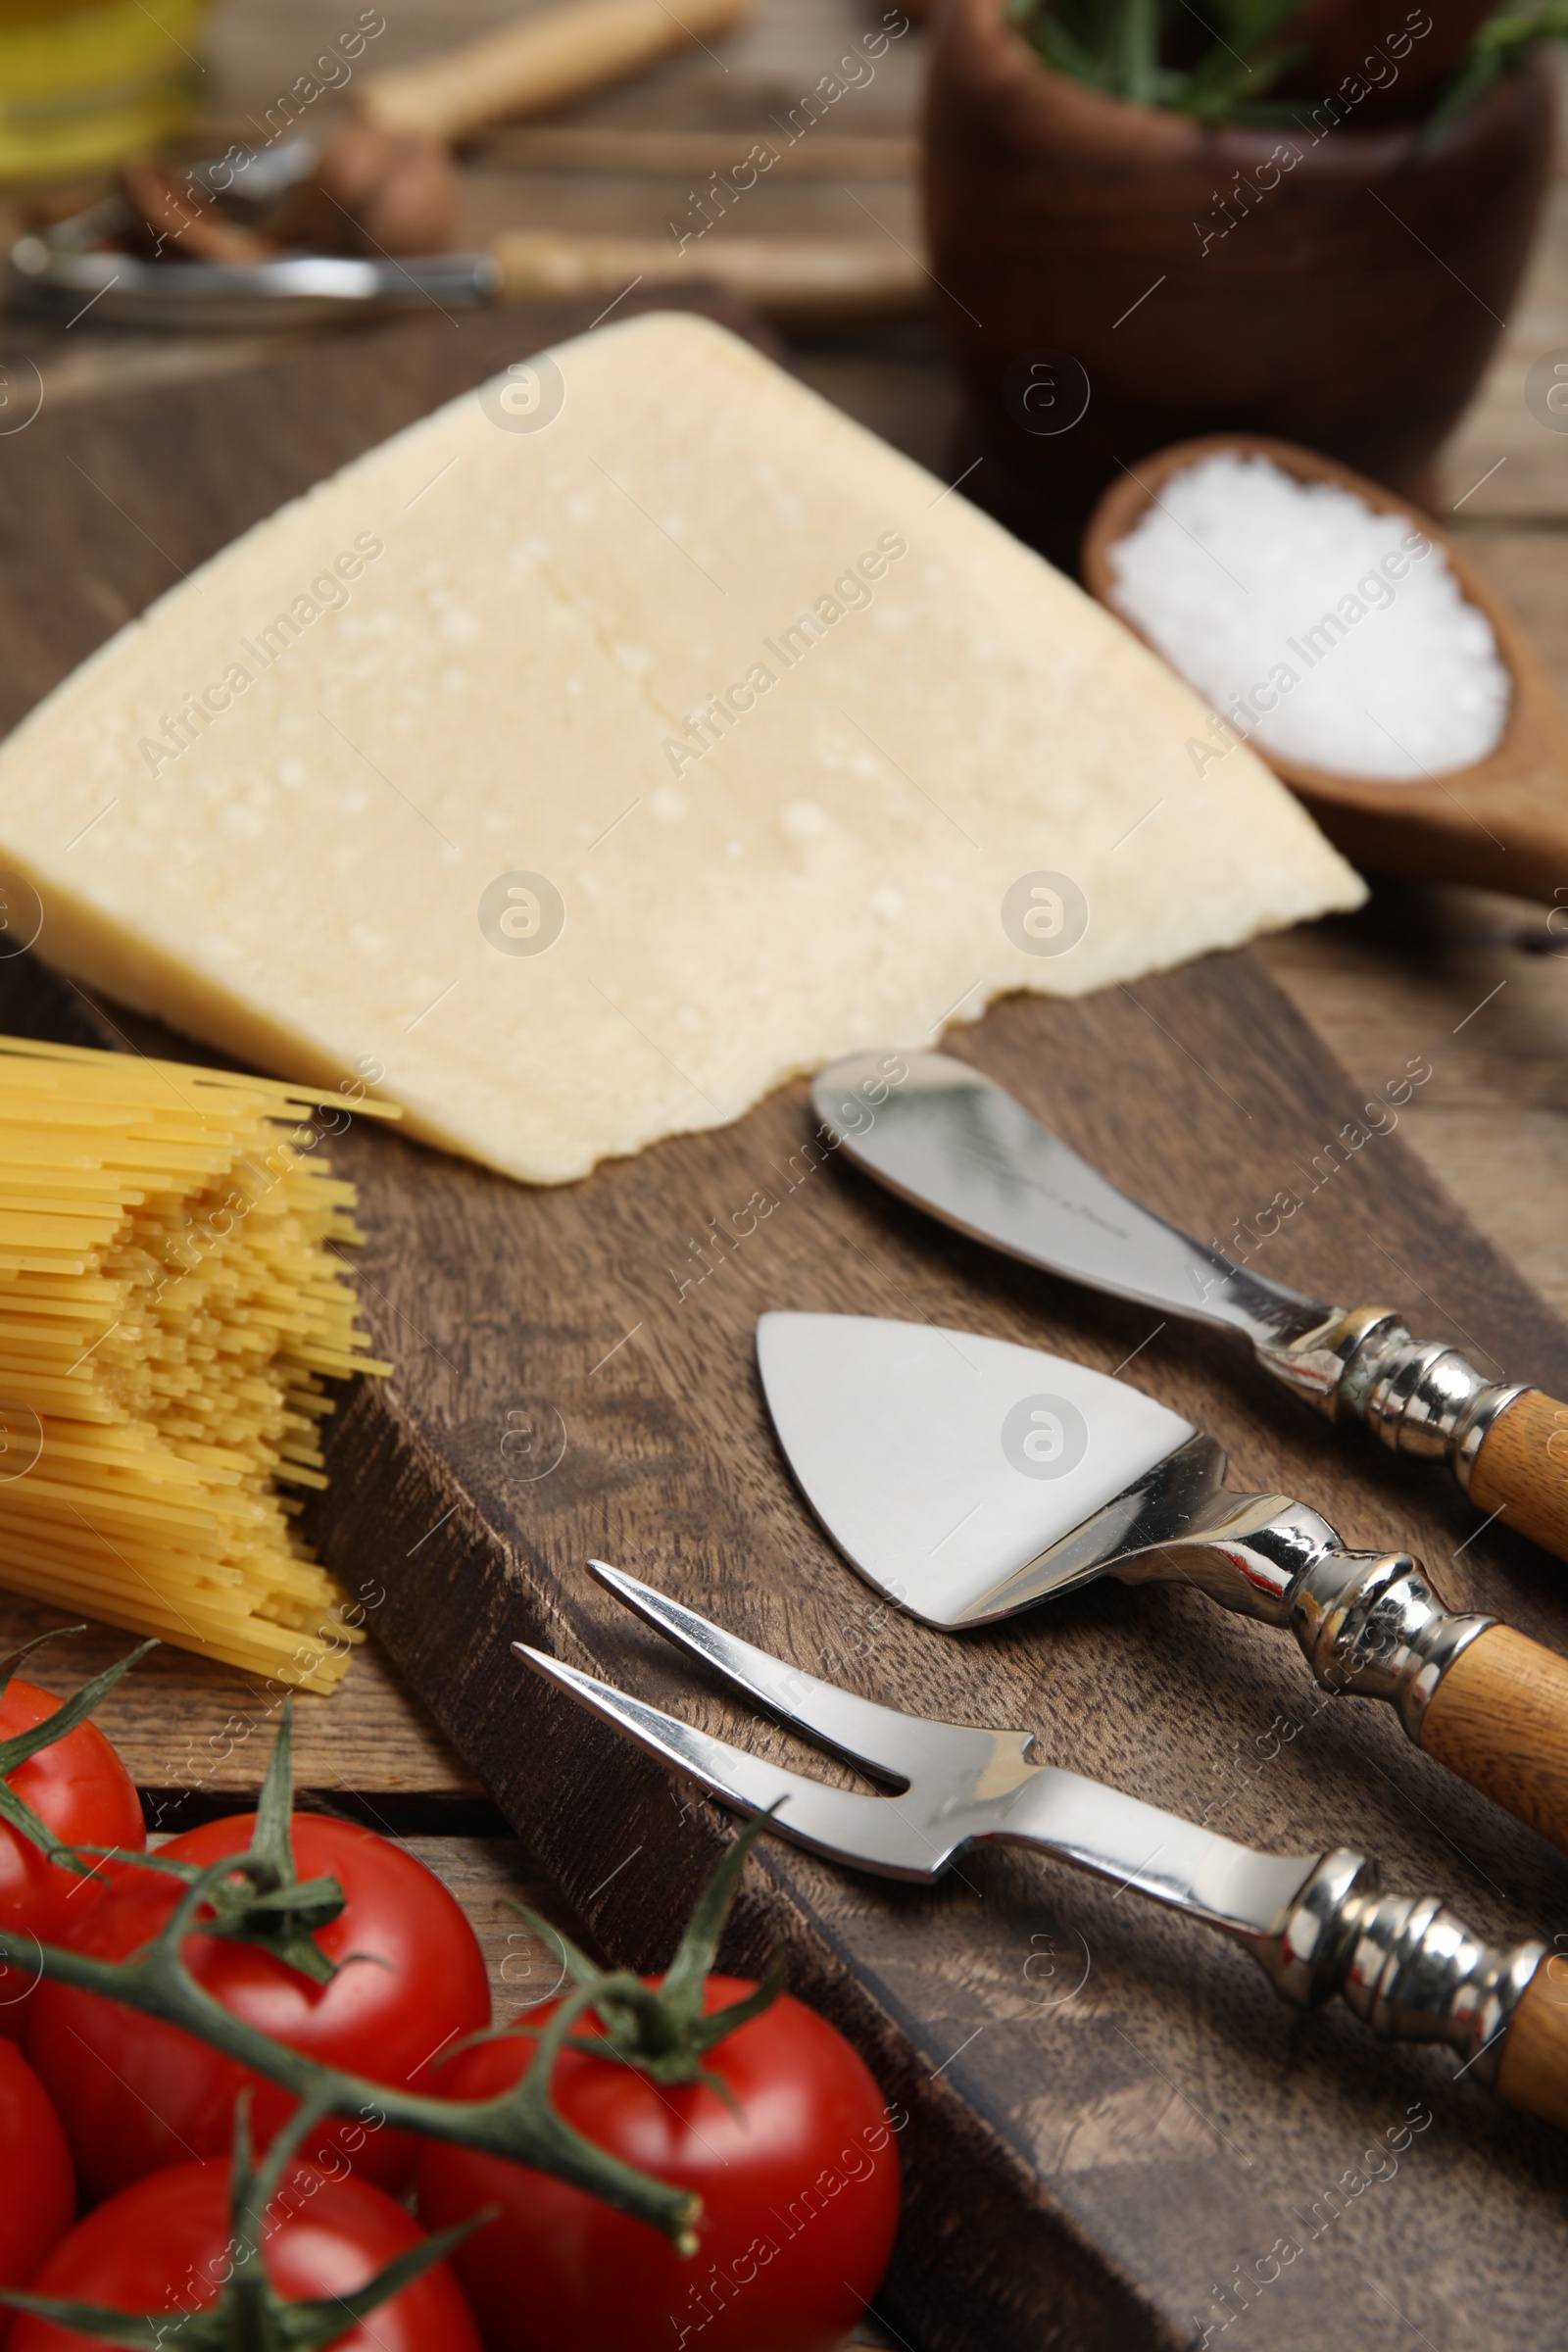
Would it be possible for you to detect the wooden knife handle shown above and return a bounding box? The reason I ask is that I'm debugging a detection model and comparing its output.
[1496,1953,1568,2128]
[1420,1624,1568,1852]
[1468,1390,1568,1563]
[490,229,927,326]
[359,0,752,147]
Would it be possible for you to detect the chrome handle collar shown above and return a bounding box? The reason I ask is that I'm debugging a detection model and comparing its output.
[1118,1510,1493,1739]
[1252,1846,1544,2083]
[1288,1548,1493,1740]
[1257,1305,1527,1494]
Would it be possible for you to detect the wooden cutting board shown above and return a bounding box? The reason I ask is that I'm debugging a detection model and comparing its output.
[2,309,1568,2352]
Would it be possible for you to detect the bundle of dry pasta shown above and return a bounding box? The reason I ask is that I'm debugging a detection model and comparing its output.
[0,1035,395,1692]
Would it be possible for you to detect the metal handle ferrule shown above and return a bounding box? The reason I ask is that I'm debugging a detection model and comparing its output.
[1252,1846,1544,2085]
[1287,1547,1494,1741]
[1127,1506,1494,1740]
[1256,1306,1526,1494]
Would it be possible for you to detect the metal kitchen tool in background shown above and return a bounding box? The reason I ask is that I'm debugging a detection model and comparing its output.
[758,1312,1568,1854]
[6,0,922,332]
[8,156,496,331]
[516,1563,1568,2132]
[813,1050,1568,1565]
[8,172,918,331]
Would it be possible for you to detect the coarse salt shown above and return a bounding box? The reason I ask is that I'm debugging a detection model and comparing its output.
[1107,453,1509,781]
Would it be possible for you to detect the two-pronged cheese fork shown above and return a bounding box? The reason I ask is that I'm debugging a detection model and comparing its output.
[516,1561,1568,2129]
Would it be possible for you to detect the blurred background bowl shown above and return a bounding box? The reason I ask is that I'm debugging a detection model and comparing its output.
[922,0,1556,570]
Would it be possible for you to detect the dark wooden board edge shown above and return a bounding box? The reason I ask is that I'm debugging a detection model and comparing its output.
[314,1370,1168,2352]
[0,945,1348,2352]
[0,944,1158,2350]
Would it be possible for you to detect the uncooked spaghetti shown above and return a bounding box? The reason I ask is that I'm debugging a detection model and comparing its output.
[0,1036,395,1692]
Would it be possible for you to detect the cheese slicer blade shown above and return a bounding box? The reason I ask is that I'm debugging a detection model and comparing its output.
[811,1048,1568,1565]
[756,1310,1568,1855]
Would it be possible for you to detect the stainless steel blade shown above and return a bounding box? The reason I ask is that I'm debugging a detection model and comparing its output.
[518,1587,1544,2092]
[758,1311,1215,1627]
[813,1049,1328,1349]
[518,1590,1321,1934]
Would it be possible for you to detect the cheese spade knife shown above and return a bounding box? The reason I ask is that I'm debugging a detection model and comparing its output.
[812,1049,1568,1567]
[757,1310,1568,1855]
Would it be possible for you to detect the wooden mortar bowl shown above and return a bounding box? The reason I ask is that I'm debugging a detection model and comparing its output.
[922,0,1555,570]
[1082,432,1568,903]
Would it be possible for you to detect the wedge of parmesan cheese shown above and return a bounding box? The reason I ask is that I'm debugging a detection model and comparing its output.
[0,313,1363,1184]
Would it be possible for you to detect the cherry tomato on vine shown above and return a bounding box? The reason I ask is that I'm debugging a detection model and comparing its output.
[0,1676,144,2042]
[0,2035,74,2340]
[416,1975,902,2352]
[26,1812,490,2200]
[5,2156,482,2352]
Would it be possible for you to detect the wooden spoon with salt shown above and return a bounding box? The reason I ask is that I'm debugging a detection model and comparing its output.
[1082,433,1568,906]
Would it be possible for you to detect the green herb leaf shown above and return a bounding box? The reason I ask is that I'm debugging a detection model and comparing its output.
[1014,0,1313,122]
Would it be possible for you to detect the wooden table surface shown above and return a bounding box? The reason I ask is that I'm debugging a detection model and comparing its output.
[1,4,1567,2345]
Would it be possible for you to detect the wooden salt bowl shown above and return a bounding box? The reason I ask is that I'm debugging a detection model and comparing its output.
[1082,433,1568,905]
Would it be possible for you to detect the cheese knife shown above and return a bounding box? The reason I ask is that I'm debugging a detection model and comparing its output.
[812,1049,1568,1566]
[757,1310,1568,1855]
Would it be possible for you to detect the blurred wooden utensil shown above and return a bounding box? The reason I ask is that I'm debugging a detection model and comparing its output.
[357,0,751,146]
[493,226,924,323]
[1082,432,1568,906]
[256,0,756,255]
[12,198,926,330]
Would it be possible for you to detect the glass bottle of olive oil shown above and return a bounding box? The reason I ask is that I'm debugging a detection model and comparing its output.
[0,0,210,183]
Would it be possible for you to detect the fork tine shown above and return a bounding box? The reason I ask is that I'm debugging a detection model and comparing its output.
[514,1642,948,1882]
[588,1558,970,1783]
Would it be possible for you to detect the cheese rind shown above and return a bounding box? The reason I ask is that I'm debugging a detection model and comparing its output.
[0,313,1364,1184]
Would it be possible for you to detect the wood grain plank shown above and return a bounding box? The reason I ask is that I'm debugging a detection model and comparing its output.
[6,303,1568,2352]
[1435,174,1568,520]
[1256,882,1568,1321]
[0,1591,481,1811]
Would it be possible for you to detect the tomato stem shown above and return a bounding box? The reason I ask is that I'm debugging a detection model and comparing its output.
[0,2086,492,2348]
[0,1916,701,2244]
[73,1702,355,1985]
[0,1695,705,2247]
[0,1703,802,2251]
[0,1630,157,1878]
[516,1805,788,2090]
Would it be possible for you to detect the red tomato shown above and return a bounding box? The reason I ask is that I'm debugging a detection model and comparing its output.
[25,1813,490,2200]
[6,2156,482,2352]
[0,1677,144,2042]
[416,1975,901,2352]
[0,2035,74,2344]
